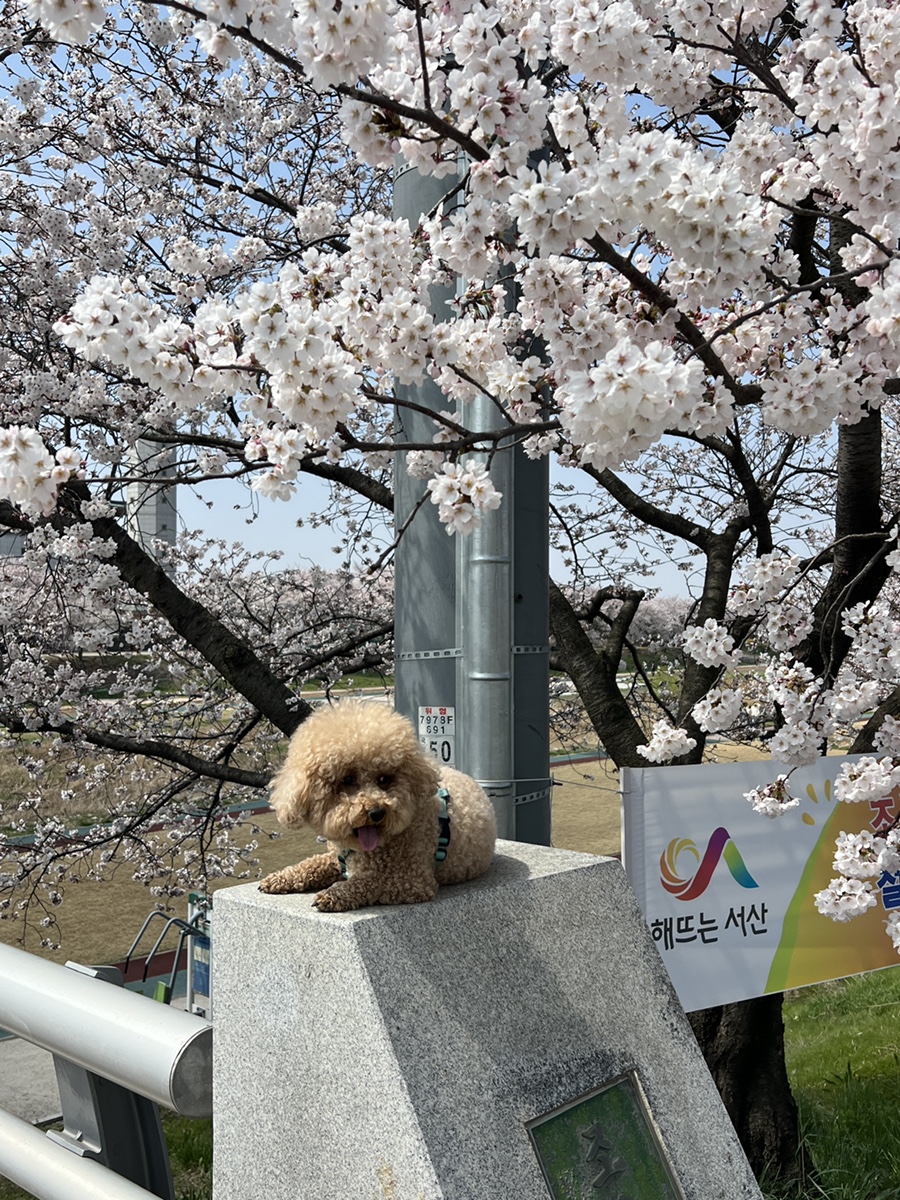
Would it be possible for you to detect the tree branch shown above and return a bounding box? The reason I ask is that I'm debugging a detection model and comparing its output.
[549,579,647,766]
[582,465,713,549]
[0,714,271,788]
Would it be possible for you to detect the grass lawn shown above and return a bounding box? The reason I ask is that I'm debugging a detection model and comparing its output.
[161,1113,213,1200]
[764,969,900,1200]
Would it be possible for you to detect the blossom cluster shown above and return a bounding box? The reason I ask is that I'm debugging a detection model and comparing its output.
[692,687,742,734]
[833,757,900,804]
[682,620,741,669]
[730,553,802,616]
[814,877,878,922]
[745,775,801,820]
[833,829,900,879]
[636,720,697,764]
[559,340,709,474]
[12,0,899,547]
[426,460,502,535]
[0,427,83,516]
[24,0,105,43]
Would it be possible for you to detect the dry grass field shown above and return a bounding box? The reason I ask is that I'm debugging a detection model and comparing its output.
[0,739,772,968]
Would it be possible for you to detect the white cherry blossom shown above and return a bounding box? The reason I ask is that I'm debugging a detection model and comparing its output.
[636,720,697,763]
[745,775,801,819]
[682,620,741,669]
[692,687,742,733]
[427,460,502,534]
[814,877,879,922]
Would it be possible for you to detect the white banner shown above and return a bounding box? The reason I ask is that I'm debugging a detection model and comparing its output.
[621,757,900,1011]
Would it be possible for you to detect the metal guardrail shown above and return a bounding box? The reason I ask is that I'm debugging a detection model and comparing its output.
[0,943,211,1117]
[0,943,212,1200]
[0,1108,158,1200]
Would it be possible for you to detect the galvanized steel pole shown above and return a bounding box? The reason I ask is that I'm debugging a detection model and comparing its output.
[392,161,461,764]
[392,163,551,843]
[456,398,515,837]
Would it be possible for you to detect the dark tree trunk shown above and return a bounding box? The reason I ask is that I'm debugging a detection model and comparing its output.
[689,995,810,1184]
[794,411,887,684]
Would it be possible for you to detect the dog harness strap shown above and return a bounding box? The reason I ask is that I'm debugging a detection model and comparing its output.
[338,849,353,879]
[435,788,451,862]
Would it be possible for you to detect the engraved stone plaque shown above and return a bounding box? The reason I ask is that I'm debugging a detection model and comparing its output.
[527,1072,685,1200]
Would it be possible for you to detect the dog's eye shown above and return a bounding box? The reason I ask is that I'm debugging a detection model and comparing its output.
[340,773,356,787]
[377,775,393,791]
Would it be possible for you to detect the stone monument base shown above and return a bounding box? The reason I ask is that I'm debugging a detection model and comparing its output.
[212,841,762,1199]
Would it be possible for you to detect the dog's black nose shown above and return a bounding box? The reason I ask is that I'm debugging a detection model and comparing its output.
[368,807,386,824]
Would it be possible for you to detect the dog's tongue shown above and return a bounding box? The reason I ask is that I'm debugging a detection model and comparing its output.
[357,826,380,852]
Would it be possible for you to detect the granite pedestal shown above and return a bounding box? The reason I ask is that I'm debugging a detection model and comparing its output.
[212,841,762,1199]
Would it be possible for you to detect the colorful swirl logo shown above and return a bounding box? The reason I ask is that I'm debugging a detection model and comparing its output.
[660,827,759,901]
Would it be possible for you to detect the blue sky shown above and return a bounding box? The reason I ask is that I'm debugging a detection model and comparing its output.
[178,471,693,594]
[179,473,352,568]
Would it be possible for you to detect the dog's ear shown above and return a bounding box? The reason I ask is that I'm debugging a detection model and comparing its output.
[268,759,315,829]
[401,745,442,798]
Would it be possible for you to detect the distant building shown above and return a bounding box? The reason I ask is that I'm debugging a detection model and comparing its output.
[125,440,178,556]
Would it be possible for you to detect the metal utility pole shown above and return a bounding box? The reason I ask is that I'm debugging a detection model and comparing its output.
[393,162,551,843]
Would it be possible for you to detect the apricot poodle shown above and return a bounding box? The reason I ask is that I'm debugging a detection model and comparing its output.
[259,700,496,911]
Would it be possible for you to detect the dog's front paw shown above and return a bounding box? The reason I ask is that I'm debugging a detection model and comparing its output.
[259,869,298,894]
[313,886,356,912]
[260,853,342,895]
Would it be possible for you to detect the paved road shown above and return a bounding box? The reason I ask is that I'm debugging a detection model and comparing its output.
[0,1037,60,1123]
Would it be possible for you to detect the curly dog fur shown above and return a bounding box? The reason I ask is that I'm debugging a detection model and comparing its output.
[258,700,496,911]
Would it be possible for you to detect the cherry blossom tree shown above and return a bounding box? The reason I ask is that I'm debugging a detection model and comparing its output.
[0,0,400,944]
[6,0,900,1179]
[0,535,393,911]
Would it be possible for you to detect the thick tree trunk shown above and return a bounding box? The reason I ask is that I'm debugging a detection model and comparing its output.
[689,995,808,1183]
[794,411,887,684]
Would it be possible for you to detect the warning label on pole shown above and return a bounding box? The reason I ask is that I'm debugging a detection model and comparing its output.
[418,706,456,766]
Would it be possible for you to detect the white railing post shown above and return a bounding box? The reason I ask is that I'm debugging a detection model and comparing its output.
[46,962,175,1199]
[0,1109,161,1200]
